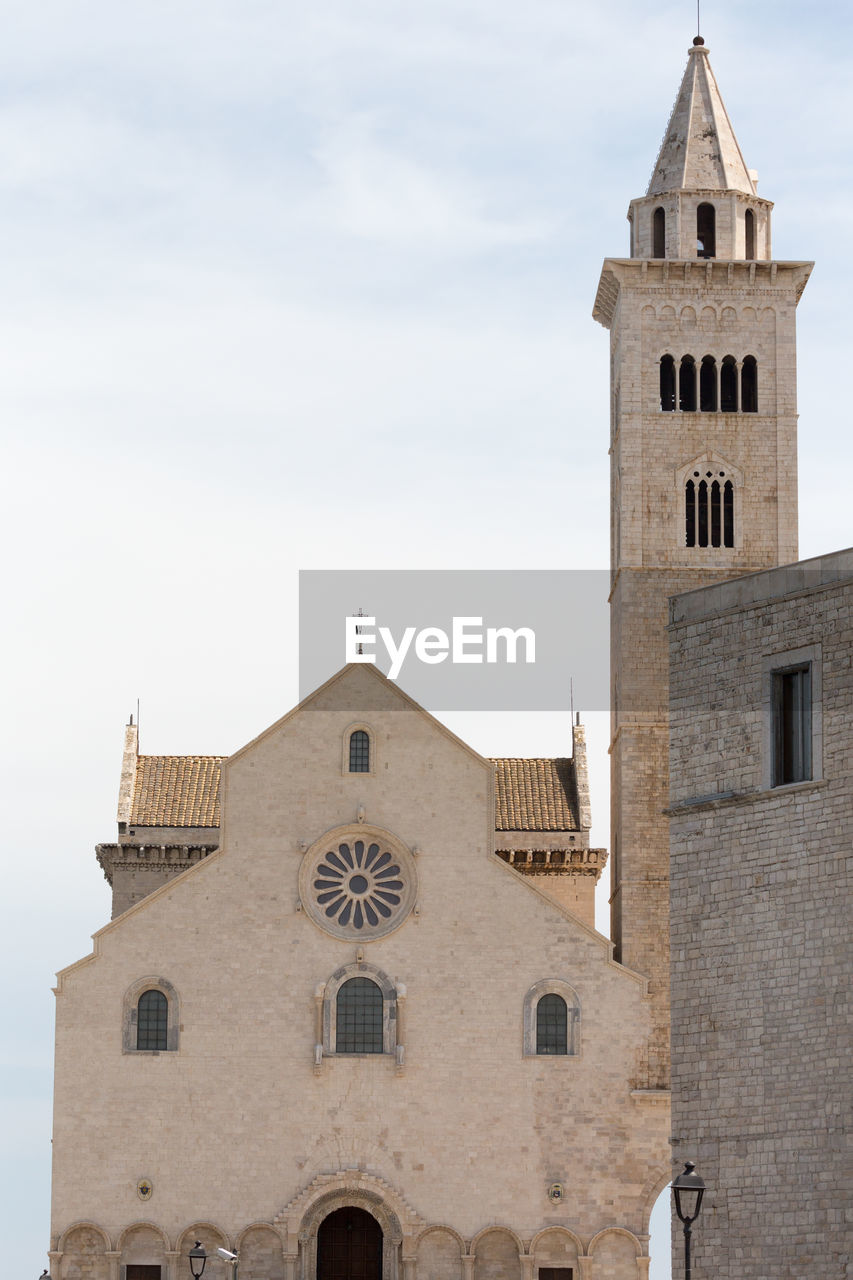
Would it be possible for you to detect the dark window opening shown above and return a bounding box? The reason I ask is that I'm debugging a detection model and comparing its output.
[653,206,666,258]
[700,356,717,411]
[721,356,738,412]
[137,990,168,1051]
[697,479,709,546]
[742,355,758,412]
[536,993,568,1055]
[349,730,370,773]
[723,480,734,547]
[127,1270,162,1280]
[679,356,696,412]
[710,480,721,546]
[697,203,716,258]
[336,977,383,1053]
[685,480,696,547]
[745,208,755,259]
[539,1271,574,1280]
[773,666,812,786]
[660,354,676,411]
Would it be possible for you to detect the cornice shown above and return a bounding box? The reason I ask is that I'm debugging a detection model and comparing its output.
[594,258,813,327]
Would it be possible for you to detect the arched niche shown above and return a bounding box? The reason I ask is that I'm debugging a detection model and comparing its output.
[236,1225,286,1280]
[415,1227,465,1280]
[471,1228,523,1280]
[57,1224,111,1280]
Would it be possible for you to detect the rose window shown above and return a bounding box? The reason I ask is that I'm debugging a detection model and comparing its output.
[300,825,417,940]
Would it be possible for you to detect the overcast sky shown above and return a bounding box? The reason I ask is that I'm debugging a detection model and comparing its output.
[2,1,850,1275]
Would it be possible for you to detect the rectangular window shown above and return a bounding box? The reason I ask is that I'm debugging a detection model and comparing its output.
[539,1270,573,1280]
[772,665,812,785]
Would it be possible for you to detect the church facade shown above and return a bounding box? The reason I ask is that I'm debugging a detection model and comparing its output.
[49,36,818,1280]
[50,666,669,1280]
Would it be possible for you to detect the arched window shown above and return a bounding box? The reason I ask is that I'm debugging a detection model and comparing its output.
[721,356,738,412]
[685,470,734,548]
[336,977,383,1053]
[679,356,696,412]
[741,356,758,412]
[536,994,568,1055]
[653,207,666,258]
[697,203,716,258]
[523,980,580,1057]
[318,963,402,1064]
[659,354,676,411]
[123,977,180,1053]
[745,208,755,259]
[349,729,370,773]
[137,990,168,1050]
[699,356,717,412]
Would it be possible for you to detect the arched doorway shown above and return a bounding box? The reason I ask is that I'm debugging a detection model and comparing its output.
[317,1207,383,1280]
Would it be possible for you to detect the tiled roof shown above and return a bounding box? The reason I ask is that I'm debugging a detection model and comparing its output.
[491,757,579,832]
[129,756,223,827]
[127,754,578,833]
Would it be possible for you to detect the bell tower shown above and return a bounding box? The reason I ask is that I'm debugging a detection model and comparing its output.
[593,38,812,1087]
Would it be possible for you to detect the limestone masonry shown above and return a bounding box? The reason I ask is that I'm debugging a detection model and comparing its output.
[50,33,847,1280]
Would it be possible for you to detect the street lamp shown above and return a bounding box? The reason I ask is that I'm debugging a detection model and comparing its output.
[188,1242,207,1279]
[672,1161,705,1280]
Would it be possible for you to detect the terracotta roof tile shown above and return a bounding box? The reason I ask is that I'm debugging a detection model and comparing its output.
[129,756,223,827]
[127,754,578,833]
[491,757,579,832]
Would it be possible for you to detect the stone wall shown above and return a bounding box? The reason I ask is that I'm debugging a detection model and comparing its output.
[669,552,853,1279]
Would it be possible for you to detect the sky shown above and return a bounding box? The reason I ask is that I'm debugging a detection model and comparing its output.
[1,1,851,1275]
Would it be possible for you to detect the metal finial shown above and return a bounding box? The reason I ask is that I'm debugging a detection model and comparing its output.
[693,0,704,43]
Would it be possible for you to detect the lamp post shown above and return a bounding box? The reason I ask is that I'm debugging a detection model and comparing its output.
[672,1161,705,1280]
[188,1242,239,1280]
[188,1243,207,1279]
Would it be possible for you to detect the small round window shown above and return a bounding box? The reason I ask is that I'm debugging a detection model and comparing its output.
[299,825,417,941]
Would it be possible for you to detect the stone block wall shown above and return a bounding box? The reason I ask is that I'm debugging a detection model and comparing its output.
[668,551,853,1280]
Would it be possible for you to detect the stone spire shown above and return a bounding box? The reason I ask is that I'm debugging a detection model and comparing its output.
[648,39,756,197]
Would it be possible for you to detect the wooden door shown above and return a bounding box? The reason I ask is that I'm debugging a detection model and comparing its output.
[317,1207,382,1280]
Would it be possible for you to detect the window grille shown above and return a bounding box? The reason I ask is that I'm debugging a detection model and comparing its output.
[536,993,568,1055]
[349,730,370,773]
[336,977,383,1053]
[137,990,168,1051]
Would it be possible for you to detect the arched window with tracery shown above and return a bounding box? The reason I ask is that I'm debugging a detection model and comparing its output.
[653,207,666,258]
[741,355,758,412]
[685,469,734,548]
[679,356,696,412]
[660,354,676,411]
[699,356,717,412]
[745,208,755,259]
[697,203,716,258]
